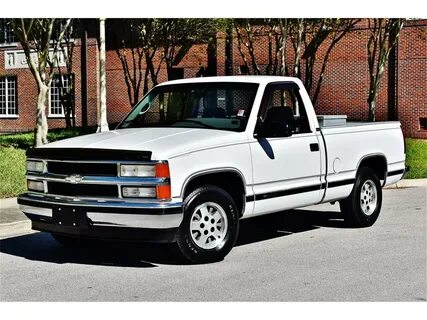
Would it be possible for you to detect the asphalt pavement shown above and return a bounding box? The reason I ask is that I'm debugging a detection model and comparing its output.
[0,187,426,301]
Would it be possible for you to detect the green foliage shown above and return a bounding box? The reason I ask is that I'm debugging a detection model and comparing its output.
[0,147,26,198]
[0,127,95,198]
[0,127,94,150]
[405,139,427,179]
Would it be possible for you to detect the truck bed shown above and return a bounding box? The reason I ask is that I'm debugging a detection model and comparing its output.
[318,119,405,203]
[320,120,402,134]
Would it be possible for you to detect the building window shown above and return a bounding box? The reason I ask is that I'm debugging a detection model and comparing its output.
[0,19,16,45]
[420,117,427,130]
[0,76,18,117]
[49,74,74,117]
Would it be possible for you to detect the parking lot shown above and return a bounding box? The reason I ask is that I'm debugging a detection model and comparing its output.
[0,187,426,301]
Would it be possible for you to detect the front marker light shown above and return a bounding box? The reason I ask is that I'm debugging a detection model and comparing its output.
[120,165,156,177]
[156,185,171,200]
[26,160,45,173]
[27,180,45,192]
[122,186,156,198]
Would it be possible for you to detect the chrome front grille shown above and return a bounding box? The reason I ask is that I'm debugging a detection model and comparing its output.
[47,161,118,176]
[47,181,119,197]
[24,148,172,200]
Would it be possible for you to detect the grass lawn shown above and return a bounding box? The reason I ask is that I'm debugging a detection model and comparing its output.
[0,127,91,149]
[405,138,427,179]
[0,127,95,198]
[0,135,426,199]
[0,146,27,198]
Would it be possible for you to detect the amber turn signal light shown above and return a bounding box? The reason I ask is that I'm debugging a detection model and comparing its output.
[155,163,170,178]
[156,185,171,200]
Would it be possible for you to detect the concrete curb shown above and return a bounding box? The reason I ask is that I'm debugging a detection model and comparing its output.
[384,178,427,189]
[0,220,32,239]
[0,197,17,209]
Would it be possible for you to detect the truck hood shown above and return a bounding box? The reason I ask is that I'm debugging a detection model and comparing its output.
[41,127,248,160]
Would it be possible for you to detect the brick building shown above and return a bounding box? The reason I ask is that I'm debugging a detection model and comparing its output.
[0,19,426,138]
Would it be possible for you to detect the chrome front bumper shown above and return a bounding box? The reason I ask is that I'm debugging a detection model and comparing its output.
[18,192,184,231]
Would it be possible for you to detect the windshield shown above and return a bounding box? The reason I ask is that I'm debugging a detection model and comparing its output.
[117,82,259,132]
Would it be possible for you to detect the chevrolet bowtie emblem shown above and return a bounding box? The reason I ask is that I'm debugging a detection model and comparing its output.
[65,175,83,183]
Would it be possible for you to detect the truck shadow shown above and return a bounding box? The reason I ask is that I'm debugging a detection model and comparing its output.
[236,208,346,246]
[0,208,346,267]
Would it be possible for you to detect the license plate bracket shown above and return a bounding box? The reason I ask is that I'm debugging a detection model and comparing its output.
[52,206,88,227]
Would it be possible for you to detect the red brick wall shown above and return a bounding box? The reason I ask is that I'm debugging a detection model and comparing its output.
[0,38,100,133]
[1,19,426,139]
[312,22,427,138]
[220,20,427,138]
[397,24,427,138]
[105,44,209,126]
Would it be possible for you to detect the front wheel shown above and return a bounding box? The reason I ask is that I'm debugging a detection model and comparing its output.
[339,167,383,227]
[176,185,239,263]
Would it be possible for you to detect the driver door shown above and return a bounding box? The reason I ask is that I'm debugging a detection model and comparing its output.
[248,82,323,217]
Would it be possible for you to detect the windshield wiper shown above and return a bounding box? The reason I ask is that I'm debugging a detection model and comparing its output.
[170,120,216,129]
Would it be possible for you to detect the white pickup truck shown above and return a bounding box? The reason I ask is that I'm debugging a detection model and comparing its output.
[18,76,407,263]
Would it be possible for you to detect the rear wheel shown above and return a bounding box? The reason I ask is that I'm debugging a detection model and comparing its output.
[339,167,382,227]
[176,185,239,263]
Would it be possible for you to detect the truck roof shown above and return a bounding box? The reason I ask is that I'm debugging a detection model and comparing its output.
[157,75,302,86]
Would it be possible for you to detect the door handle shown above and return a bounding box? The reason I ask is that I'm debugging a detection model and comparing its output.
[310,143,319,152]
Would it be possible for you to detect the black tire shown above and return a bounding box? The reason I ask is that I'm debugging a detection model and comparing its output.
[339,166,382,227]
[176,185,240,263]
[51,233,88,248]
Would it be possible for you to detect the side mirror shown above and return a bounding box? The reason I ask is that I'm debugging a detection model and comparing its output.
[256,107,295,138]
[257,119,293,138]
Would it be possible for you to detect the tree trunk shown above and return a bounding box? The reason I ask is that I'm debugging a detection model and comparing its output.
[35,84,49,147]
[80,19,88,130]
[225,24,233,76]
[293,19,304,77]
[368,97,376,122]
[387,21,399,121]
[97,18,109,132]
[279,19,288,77]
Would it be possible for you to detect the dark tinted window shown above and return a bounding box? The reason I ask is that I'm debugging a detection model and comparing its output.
[259,83,311,134]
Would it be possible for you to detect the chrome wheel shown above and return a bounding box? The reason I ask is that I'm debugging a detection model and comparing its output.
[360,179,377,216]
[190,202,228,250]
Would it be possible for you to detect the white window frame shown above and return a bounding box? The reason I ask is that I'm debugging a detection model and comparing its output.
[48,74,73,118]
[0,76,18,118]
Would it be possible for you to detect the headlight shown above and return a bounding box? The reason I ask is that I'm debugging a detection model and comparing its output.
[122,186,156,198]
[26,160,45,173]
[27,180,44,192]
[119,163,170,178]
[120,165,156,177]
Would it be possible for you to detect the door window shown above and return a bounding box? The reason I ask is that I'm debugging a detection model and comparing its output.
[259,83,311,135]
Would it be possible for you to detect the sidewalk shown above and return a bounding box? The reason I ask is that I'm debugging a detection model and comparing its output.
[0,197,30,238]
[0,198,27,224]
[383,178,427,189]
